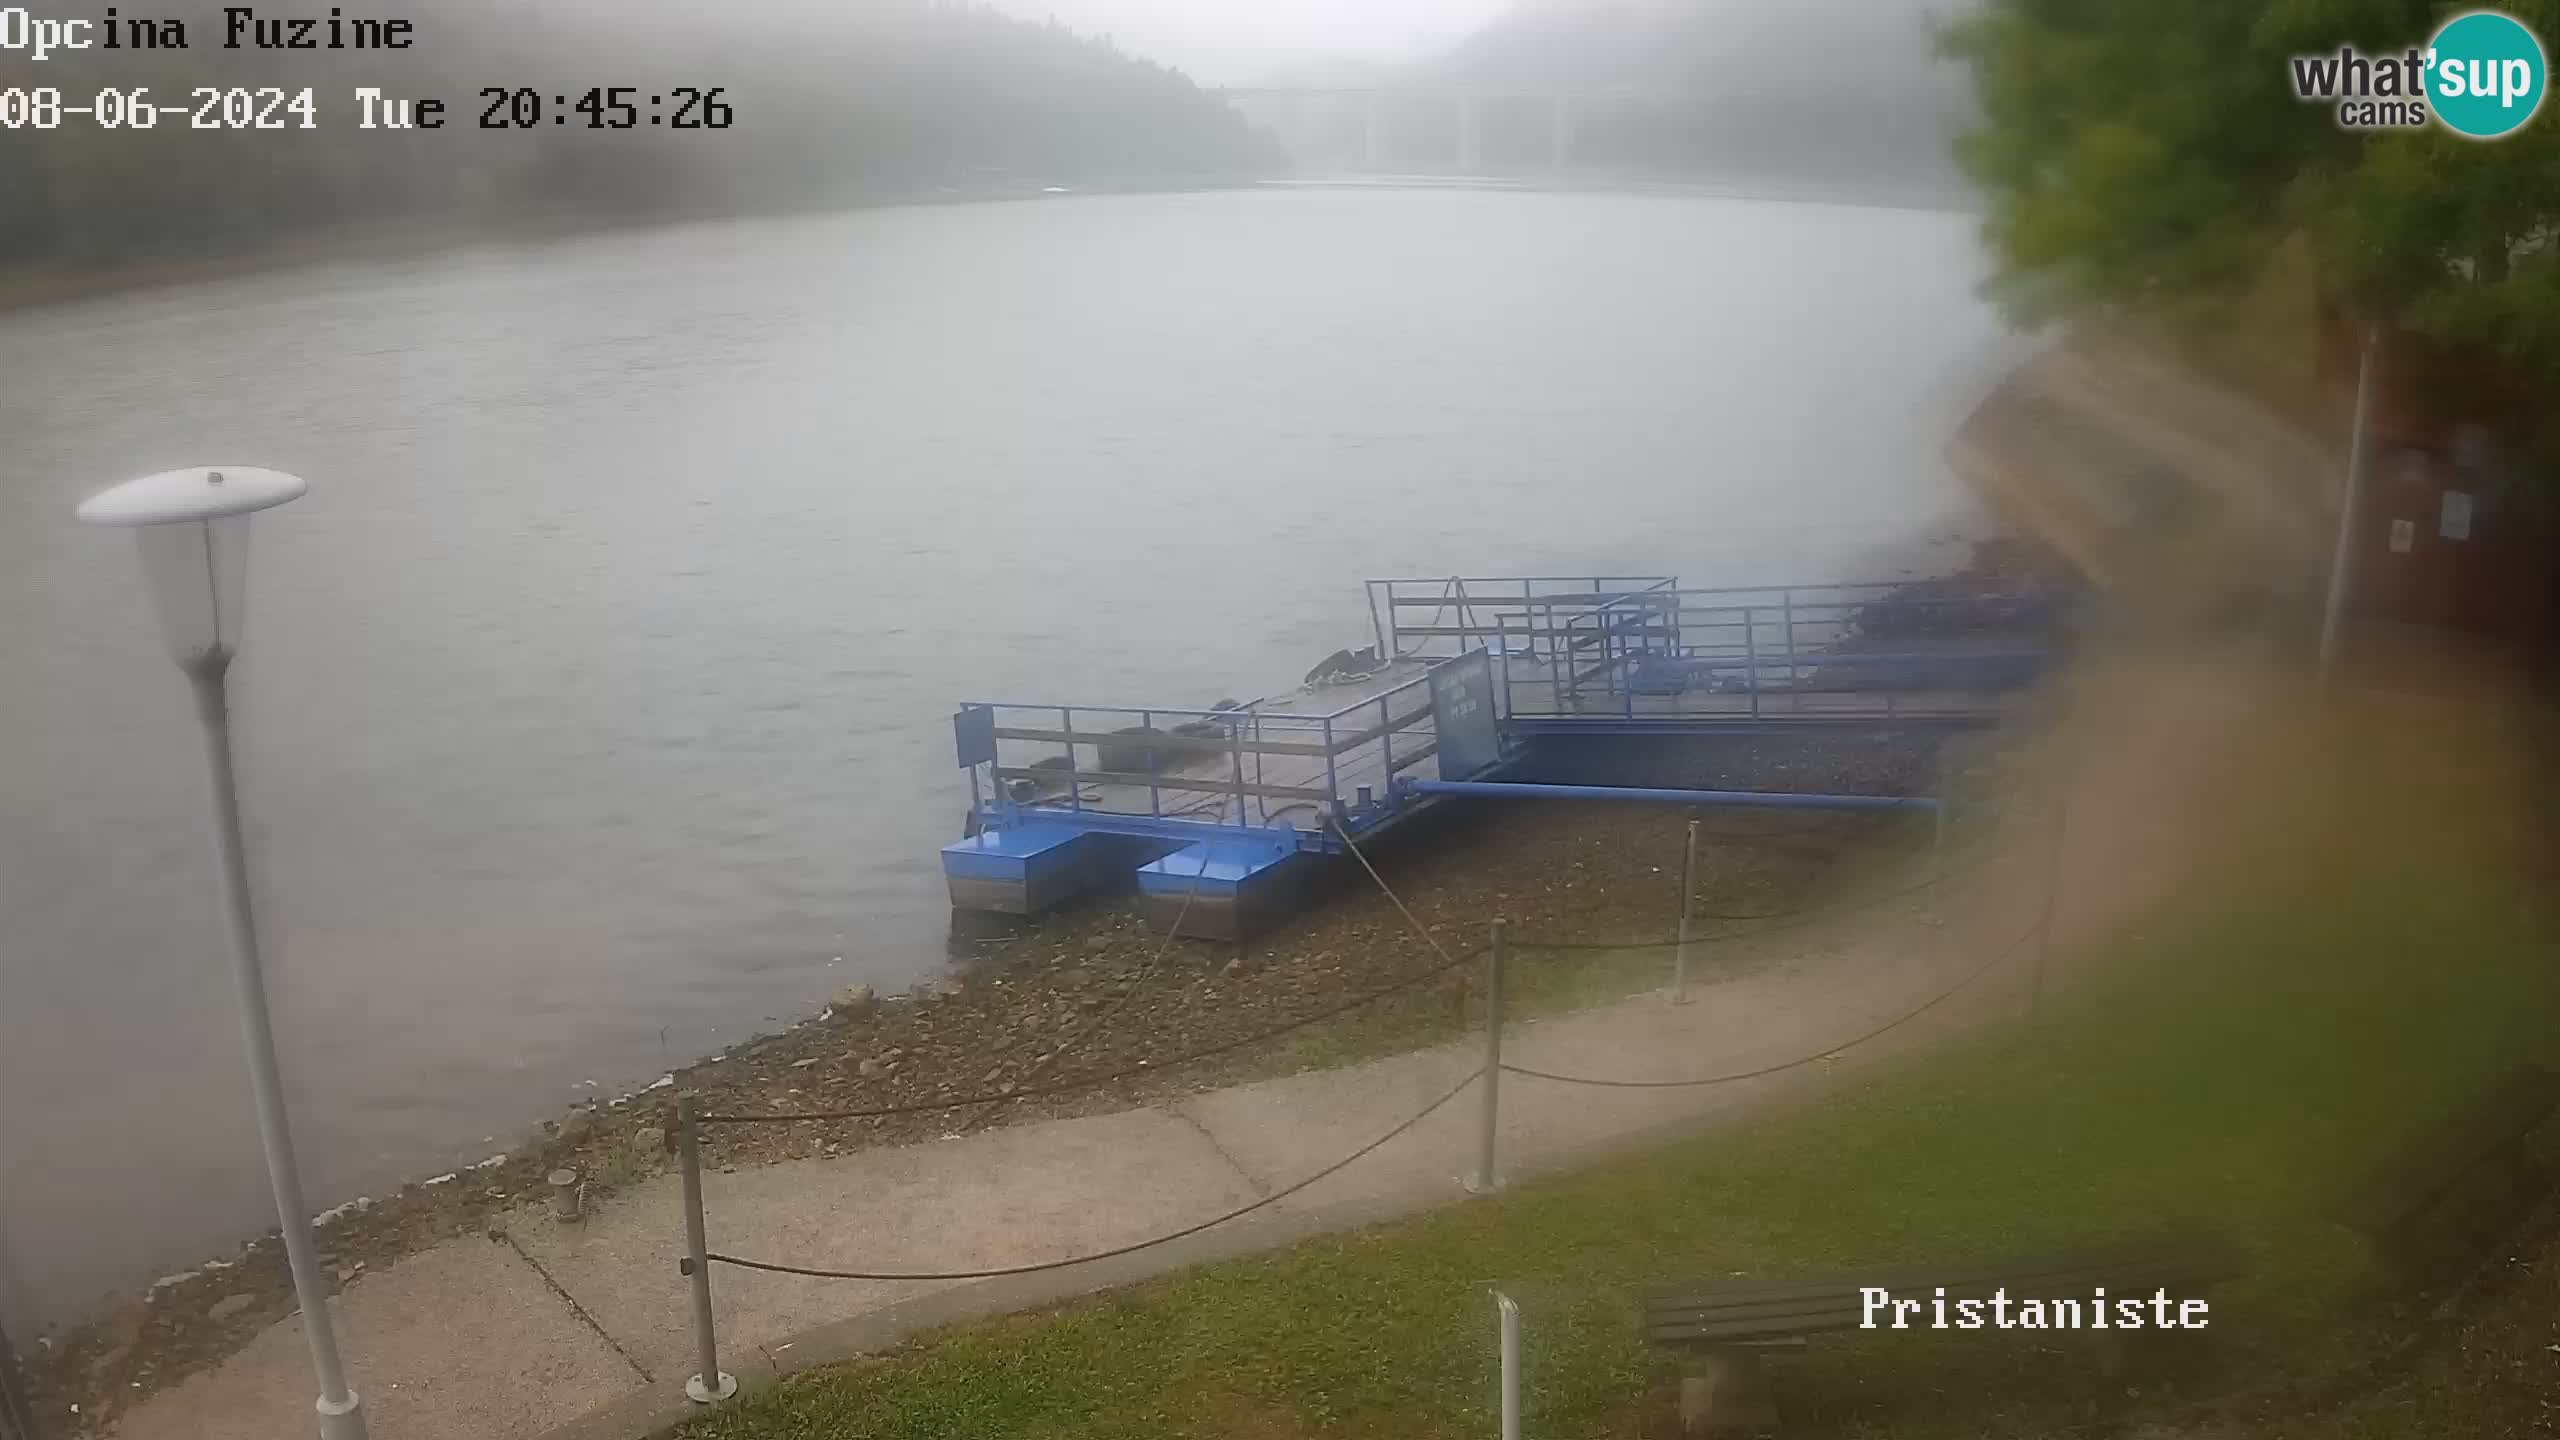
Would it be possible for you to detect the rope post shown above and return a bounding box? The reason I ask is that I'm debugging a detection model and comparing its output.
[677,1094,738,1404]
[1929,747,1951,938]
[1495,1291,1523,1440]
[1671,819,1699,1004]
[1465,920,1506,1195]
[1933,746,1950,857]
[2028,698,2078,1019]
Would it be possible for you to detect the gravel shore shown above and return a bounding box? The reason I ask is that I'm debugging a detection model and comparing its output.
[30,756,1956,1427]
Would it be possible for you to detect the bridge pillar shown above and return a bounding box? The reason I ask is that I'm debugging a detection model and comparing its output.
[1456,93,1484,174]
[1362,92,1383,171]
[1550,95,1575,171]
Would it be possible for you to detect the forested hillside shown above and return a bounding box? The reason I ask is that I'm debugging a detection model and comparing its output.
[0,0,1281,273]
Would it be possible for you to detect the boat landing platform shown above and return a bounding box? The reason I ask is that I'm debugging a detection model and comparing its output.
[942,573,2056,938]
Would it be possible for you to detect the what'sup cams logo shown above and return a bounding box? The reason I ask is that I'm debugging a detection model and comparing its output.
[2290,9,2547,137]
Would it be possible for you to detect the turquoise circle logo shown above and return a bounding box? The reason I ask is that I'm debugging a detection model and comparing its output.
[2431,11,2547,137]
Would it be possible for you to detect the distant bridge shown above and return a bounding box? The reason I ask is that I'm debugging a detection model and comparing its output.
[1218,86,1727,177]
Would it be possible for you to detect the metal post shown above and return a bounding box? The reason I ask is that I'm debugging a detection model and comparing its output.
[1060,707,1081,813]
[2028,701,2077,1018]
[677,1095,737,1404]
[1322,714,1340,815]
[1743,605,1760,719]
[1669,818,1702,1003]
[1230,724,1250,826]
[2319,323,2380,679]
[1141,711,1161,818]
[187,662,368,1440]
[1620,622,1634,719]
[1929,744,1952,941]
[1495,1291,1522,1440]
[1933,745,1951,857]
[1466,920,1506,1194]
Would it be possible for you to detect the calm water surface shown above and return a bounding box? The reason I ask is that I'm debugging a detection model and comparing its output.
[0,187,2009,1322]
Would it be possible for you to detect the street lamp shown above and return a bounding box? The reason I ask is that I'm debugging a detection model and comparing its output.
[75,467,368,1440]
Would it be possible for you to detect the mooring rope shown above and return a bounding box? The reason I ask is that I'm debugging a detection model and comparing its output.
[1328,816,1471,973]
[951,833,1217,1135]
[704,1063,1484,1281]
[1508,840,2012,951]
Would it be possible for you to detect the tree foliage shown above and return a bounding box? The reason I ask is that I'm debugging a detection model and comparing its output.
[1941,0,2560,437]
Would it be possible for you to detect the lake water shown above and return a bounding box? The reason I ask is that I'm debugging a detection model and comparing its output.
[0,186,2011,1325]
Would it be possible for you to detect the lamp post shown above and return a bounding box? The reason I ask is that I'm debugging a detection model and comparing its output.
[75,467,368,1440]
[2318,323,2381,678]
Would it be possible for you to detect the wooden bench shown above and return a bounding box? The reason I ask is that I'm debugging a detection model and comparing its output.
[2330,1062,2560,1289]
[1643,1231,2246,1436]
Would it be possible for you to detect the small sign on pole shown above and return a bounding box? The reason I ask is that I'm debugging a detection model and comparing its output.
[1430,651,1502,781]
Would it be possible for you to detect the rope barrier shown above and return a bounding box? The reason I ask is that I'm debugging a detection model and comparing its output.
[704,1063,1486,1281]
[1494,920,2036,1089]
[706,825,2006,1125]
[1508,841,2011,952]
[697,940,1483,1126]
[1685,815,1872,843]
[949,840,1216,1136]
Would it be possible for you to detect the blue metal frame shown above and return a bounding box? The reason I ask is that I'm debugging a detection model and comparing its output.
[947,575,2053,880]
[953,648,1512,859]
[1400,778,1938,812]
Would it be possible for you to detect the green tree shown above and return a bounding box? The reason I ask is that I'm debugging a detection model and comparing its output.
[1941,0,2560,461]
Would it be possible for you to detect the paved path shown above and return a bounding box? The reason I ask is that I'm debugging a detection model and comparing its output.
[106,864,2041,1440]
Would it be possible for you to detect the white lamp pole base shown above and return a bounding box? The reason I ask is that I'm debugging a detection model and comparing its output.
[317,1387,368,1440]
[686,1373,739,1404]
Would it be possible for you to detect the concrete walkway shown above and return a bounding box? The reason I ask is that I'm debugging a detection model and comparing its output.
[106,882,2039,1440]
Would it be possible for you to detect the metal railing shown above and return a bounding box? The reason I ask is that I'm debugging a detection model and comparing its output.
[1494,581,2055,720]
[958,662,1458,841]
[1366,575,1676,660]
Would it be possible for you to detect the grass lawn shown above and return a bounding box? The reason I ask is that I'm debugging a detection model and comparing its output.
[678,835,2558,1439]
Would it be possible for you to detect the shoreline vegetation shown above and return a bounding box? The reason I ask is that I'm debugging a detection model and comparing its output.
[0,1,1284,316]
[0,176,1263,317]
[24,542,2059,1427]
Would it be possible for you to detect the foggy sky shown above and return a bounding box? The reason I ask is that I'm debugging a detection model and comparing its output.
[977,0,1968,91]
[981,0,1511,84]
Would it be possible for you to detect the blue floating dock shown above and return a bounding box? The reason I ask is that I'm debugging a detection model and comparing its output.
[940,574,2052,937]
[1135,837,1304,942]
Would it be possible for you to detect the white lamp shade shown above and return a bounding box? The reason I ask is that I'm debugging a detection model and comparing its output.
[76,466,307,664]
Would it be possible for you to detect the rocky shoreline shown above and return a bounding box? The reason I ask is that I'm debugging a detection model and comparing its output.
[24,540,2062,1432]
[28,775,1949,1431]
